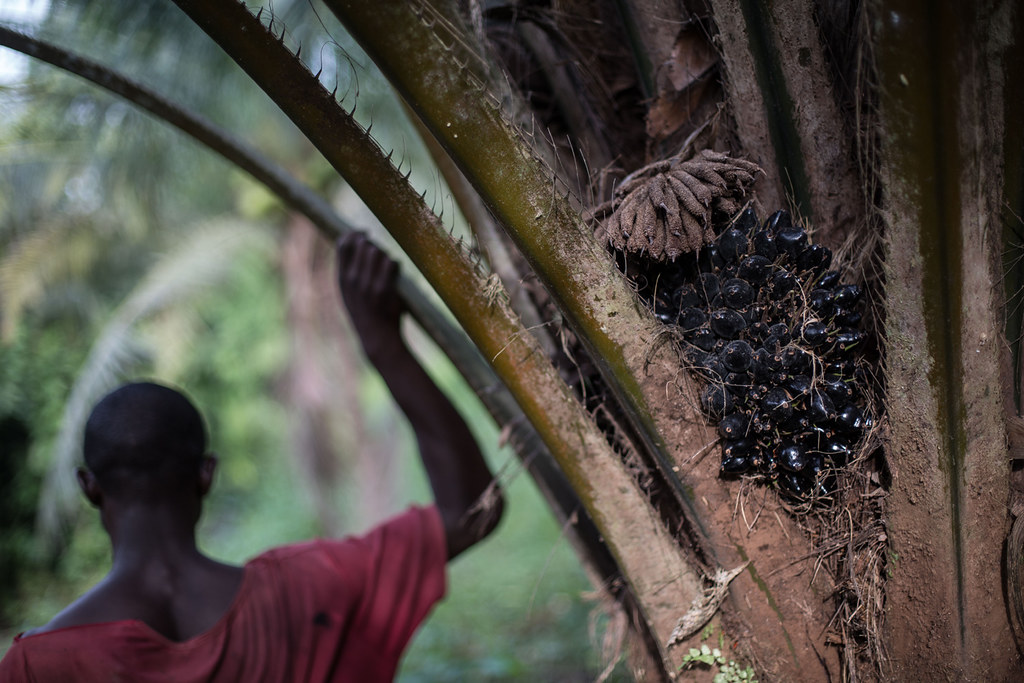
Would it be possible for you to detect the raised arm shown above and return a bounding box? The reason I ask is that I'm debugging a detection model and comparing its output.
[335,233,503,559]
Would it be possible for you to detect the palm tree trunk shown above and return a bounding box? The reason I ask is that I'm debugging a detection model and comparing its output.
[874,0,1017,677]
[709,0,863,244]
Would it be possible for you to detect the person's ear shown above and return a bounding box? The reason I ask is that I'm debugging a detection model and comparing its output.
[198,454,217,496]
[77,467,103,508]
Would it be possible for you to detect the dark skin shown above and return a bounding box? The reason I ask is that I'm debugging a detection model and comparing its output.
[25,233,502,642]
[335,232,502,559]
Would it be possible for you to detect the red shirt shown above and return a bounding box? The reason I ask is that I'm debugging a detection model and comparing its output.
[0,506,447,682]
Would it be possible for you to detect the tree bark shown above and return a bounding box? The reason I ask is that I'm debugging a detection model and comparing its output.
[876,0,1019,678]
[709,0,863,245]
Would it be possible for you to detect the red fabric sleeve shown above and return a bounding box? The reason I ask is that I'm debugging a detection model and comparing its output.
[327,505,447,656]
[268,503,449,679]
[0,642,34,683]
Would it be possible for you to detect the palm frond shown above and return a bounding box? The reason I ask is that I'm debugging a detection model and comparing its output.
[0,218,104,339]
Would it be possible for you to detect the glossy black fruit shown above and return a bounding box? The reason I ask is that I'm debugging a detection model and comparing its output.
[778,443,808,472]
[785,374,811,398]
[780,346,811,373]
[775,226,808,260]
[701,384,733,416]
[722,339,754,373]
[724,437,756,456]
[796,244,833,274]
[752,230,778,260]
[636,207,873,502]
[748,321,770,341]
[824,438,853,464]
[692,327,716,351]
[731,206,758,234]
[710,309,746,339]
[679,307,707,332]
[742,305,765,326]
[835,404,871,434]
[764,210,793,232]
[823,375,855,407]
[698,272,720,303]
[674,284,701,309]
[721,278,755,309]
[705,244,726,270]
[717,228,749,264]
[831,329,866,357]
[738,255,772,284]
[697,353,727,382]
[770,271,797,298]
[808,390,837,423]
[750,348,781,382]
[725,372,751,393]
[778,472,809,496]
[768,323,791,343]
[655,310,675,324]
[721,453,753,474]
[816,270,841,289]
[682,346,706,366]
[801,320,829,346]
[718,412,750,439]
[808,288,834,314]
[779,412,811,433]
[835,309,862,327]
[826,360,857,379]
[762,388,793,422]
[833,283,862,307]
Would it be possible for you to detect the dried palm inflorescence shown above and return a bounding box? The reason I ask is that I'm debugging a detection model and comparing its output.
[594,150,762,261]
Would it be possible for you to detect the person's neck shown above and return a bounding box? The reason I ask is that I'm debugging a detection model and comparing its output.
[106,502,204,576]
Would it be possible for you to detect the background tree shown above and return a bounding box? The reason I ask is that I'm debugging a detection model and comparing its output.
[2,0,1022,681]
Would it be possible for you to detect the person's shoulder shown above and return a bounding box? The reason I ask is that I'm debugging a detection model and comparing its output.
[22,580,120,637]
[251,506,443,570]
[22,603,95,637]
[257,506,440,555]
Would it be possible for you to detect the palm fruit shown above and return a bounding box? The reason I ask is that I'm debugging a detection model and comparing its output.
[638,206,872,501]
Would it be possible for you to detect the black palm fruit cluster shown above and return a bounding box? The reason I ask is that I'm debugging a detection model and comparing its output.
[639,207,872,499]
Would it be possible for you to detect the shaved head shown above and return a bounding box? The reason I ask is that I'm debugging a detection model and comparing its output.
[83,382,206,489]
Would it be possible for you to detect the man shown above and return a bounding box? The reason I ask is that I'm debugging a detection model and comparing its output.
[0,233,503,681]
